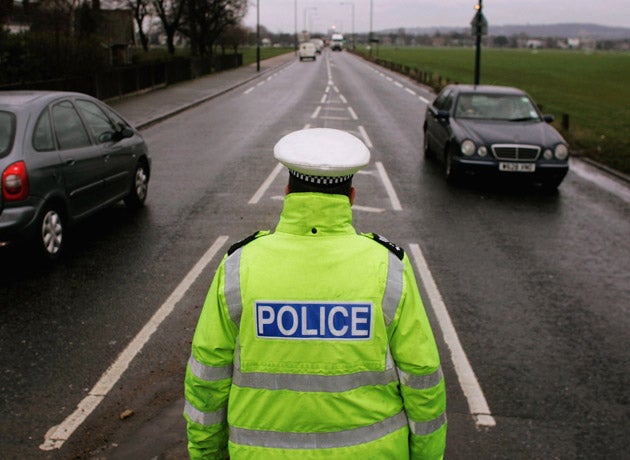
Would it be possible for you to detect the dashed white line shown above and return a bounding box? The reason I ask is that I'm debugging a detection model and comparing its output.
[311,106,322,119]
[347,107,358,120]
[339,94,348,104]
[358,125,373,149]
[40,236,230,450]
[375,162,402,211]
[320,94,327,103]
[249,163,284,204]
[408,243,496,429]
[419,96,430,104]
[405,88,416,96]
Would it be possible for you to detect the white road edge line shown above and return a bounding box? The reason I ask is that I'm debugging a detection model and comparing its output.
[408,243,497,428]
[249,163,284,204]
[358,125,373,149]
[40,236,230,451]
[375,162,402,211]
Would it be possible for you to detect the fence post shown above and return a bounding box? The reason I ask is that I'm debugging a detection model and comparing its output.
[562,113,570,131]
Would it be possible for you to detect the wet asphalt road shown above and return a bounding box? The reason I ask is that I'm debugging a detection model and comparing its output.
[0,51,628,459]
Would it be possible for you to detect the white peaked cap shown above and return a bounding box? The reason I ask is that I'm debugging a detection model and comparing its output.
[274,128,370,183]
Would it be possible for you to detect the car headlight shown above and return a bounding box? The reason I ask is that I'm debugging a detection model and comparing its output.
[555,144,569,160]
[461,139,476,157]
[543,149,554,160]
[477,146,488,157]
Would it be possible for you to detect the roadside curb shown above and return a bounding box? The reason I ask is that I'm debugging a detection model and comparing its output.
[576,156,630,184]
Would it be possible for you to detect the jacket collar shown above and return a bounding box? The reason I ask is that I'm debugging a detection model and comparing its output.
[275,193,356,237]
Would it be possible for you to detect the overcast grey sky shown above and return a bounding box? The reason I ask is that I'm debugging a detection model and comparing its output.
[242,0,630,34]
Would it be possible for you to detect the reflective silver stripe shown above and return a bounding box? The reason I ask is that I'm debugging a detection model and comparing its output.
[224,249,243,327]
[398,366,444,390]
[409,412,447,436]
[382,252,403,327]
[184,400,226,426]
[230,410,408,449]
[232,366,398,392]
[188,355,233,382]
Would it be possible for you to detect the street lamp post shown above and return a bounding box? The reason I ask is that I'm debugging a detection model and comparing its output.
[256,0,260,72]
[294,0,298,52]
[340,2,355,50]
[303,7,317,39]
[472,0,487,85]
[369,0,373,56]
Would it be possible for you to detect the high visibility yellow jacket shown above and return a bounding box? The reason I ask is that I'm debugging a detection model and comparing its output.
[184,192,446,459]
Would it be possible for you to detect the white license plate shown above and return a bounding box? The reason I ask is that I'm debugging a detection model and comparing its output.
[499,162,536,172]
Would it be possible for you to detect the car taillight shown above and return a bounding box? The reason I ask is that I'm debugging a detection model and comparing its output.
[2,161,29,202]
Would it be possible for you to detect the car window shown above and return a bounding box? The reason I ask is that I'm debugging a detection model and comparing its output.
[52,101,91,150]
[102,105,130,131]
[0,111,16,158]
[75,99,117,143]
[33,109,56,152]
[434,89,452,111]
[457,94,541,121]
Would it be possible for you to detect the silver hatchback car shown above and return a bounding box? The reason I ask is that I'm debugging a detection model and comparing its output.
[0,91,151,261]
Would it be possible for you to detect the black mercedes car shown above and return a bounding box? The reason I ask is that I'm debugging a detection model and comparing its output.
[423,84,569,188]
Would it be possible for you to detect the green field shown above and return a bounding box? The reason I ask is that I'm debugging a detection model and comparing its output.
[358,47,629,175]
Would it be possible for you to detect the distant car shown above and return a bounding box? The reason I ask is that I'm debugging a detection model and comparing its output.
[0,91,151,261]
[311,38,324,54]
[330,33,344,51]
[299,42,317,61]
[423,84,569,189]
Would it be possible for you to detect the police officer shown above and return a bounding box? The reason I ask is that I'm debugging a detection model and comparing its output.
[184,128,447,459]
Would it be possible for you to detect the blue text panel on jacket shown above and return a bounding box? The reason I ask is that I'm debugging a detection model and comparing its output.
[255,302,373,340]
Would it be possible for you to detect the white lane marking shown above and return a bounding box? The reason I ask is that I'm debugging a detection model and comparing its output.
[409,243,496,428]
[405,88,416,96]
[358,125,373,149]
[419,96,430,104]
[394,81,403,88]
[320,116,351,121]
[375,162,402,211]
[339,94,348,104]
[348,107,358,120]
[320,94,327,103]
[352,204,385,213]
[311,106,322,119]
[40,236,230,451]
[333,86,340,93]
[325,86,331,93]
[244,87,254,95]
[249,163,284,204]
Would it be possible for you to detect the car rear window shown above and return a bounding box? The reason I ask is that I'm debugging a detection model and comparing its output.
[0,111,17,158]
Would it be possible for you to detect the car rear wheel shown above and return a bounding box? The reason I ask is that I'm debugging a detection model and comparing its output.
[124,161,149,209]
[36,205,65,261]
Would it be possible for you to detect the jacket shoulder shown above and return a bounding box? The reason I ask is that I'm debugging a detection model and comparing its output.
[361,232,405,260]
[227,230,270,255]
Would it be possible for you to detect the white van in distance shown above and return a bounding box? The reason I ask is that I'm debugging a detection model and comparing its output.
[299,42,317,61]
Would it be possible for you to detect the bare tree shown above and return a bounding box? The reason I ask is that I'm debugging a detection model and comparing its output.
[181,0,247,57]
[152,0,184,54]
[127,0,151,51]
[216,23,248,54]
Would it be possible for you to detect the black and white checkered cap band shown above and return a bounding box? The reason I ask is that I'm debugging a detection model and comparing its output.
[290,169,353,185]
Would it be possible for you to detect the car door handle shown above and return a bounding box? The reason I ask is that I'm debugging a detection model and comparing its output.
[65,158,76,166]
